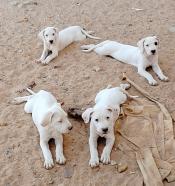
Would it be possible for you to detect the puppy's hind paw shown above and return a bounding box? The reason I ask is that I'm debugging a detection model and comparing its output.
[106,84,112,89]
[44,159,54,169]
[56,155,66,165]
[89,157,99,168]
[120,83,130,90]
[11,97,24,105]
[159,75,169,82]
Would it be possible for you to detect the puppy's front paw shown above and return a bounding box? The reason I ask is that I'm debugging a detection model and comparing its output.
[149,79,158,86]
[100,151,110,164]
[56,154,66,165]
[89,156,99,168]
[159,75,169,82]
[44,158,54,169]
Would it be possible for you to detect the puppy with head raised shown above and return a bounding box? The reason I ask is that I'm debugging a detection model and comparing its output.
[36,26,100,65]
[81,36,168,85]
[82,84,131,167]
[14,89,72,169]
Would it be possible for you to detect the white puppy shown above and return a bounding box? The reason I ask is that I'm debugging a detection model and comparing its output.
[82,84,132,167]
[14,89,72,169]
[36,26,100,64]
[81,36,168,85]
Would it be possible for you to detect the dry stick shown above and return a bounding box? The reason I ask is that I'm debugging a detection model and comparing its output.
[122,73,172,121]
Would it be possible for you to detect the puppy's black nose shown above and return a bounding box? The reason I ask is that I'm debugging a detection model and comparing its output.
[151,50,156,54]
[102,128,108,133]
[49,40,53,44]
[68,126,73,130]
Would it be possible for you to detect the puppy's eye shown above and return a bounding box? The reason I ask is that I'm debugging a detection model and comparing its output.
[106,116,110,120]
[52,33,55,36]
[146,44,149,47]
[58,119,62,123]
[155,42,158,45]
[95,119,99,122]
[46,34,48,37]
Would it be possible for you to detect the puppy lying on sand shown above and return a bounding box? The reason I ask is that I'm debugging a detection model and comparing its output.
[81,36,168,85]
[36,26,100,64]
[82,84,135,167]
[14,89,72,169]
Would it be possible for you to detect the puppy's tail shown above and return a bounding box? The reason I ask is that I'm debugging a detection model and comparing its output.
[26,88,36,95]
[120,83,138,99]
[81,28,101,40]
[81,40,111,53]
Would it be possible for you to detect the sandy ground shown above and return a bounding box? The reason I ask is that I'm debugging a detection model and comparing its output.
[0,0,175,185]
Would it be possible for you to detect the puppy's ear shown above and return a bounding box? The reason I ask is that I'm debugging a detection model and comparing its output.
[153,35,159,45]
[107,105,120,117]
[41,111,55,127]
[53,27,59,34]
[38,29,45,41]
[107,108,113,112]
[137,38,145,53]
[82,108,93,123]
[114,105,120,117]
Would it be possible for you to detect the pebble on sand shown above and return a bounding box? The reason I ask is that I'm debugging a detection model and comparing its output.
[117,163,128,173]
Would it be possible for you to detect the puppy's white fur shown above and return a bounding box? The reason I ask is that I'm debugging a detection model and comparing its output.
[37,26,100,64]
[81,36,168,85]
[82,84,130,167]
[14,89,72,169]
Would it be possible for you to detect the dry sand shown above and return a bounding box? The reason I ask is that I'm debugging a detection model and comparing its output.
[0,0,175,185]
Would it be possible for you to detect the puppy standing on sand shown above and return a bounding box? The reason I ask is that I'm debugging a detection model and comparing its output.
[82,84,136,167]
[81,36,168,85]
[14,89,72,169]
[36,26,100,64]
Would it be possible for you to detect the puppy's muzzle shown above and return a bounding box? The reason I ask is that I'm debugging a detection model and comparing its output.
[49,40,53,44]
[151,50,156,55]
[68,126,73,131]
[102,128,108,134]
